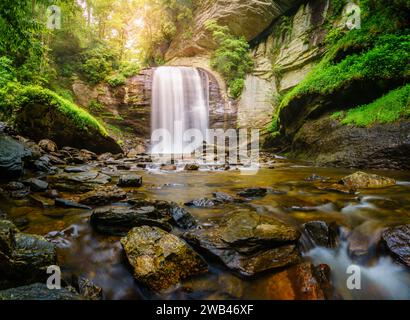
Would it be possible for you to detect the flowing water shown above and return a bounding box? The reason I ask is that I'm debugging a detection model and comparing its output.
[2,163,410,300]
[151,66,209,155]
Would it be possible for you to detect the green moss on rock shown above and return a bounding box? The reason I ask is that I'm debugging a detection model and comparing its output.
[337,84,410,126]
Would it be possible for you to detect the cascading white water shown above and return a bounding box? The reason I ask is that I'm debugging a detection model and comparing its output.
[151,66,209,155]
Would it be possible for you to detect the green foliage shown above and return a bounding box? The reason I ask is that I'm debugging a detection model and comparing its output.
[0,57,16,86]
[54,88,75,103]
[80,43,119,84]
[270,0,410,132]
[106,74,126,87]
[0,84,108,136]
[118,61,141,78]
[281,34,409,108]
[205,20,253,98]
[267,116,279,134]
[330,0,347,17]
[335,84,410,126]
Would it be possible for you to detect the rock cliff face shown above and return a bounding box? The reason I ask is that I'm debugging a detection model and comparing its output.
[166,0,302,61]
[72,69,153,140]
[166,0,331,132]
[238,0,330,130]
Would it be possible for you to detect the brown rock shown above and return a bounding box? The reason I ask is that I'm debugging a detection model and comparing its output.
[38,139,58,153]
[121,226,207,291]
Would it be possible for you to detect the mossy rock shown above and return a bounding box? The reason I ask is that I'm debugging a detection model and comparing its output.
[10,86,122,154]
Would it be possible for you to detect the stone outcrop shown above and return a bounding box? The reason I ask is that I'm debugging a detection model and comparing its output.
[72,69,153,140]
[90,200,197,236]
[184,210,300,276]
[287,117,410,170]
[166,0,302,61]
[238,0,330,131]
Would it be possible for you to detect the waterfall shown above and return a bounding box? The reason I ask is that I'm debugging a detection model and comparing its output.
[151,66,209,155]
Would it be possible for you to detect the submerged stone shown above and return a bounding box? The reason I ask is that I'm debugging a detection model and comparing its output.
[90,201,196,235]
[0,220,57,289]
[55,198,91,210]
[381,224,410,267]
[300,221,339,251]
[38,139,58,153]
[79,185,127,206]
[121,226,207,291]
[250,262,330,300]
[0,283,82,300]
[117,174,143,187]
[25,178,48,192]
[185,197,222,208]
[237,187,267,198]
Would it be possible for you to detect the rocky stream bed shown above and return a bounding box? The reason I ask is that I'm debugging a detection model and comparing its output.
[1,124,410,300]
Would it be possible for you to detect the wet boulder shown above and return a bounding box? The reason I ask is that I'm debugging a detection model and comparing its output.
[381,224,410,267]
[117,174,142,188]
[11,233,57,281]
[184,210,300,276]
[90,205,172,236]
[47,171,111,193]
[38,139,58,153]
[55,198,91,210]
[212,192,235,203]
[300,221,339,251]
[25,178,48,192]
[316,182,357,194]
[237,187,267,198]
[184,164,200,171]
[169,203,197,229]
[347,222,385,262]
[0,135,32,179]
[121,226,207,291]
[185,197,222,208]
[79,185,127,206]
[0,283,83,300]
[340,172,396,189]
[32,155,57,173]
[90,201,197,235]
[4,181,30,199]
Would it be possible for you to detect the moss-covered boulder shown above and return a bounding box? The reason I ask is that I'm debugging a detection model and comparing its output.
[121,226,207,291]
[4,86,122,154]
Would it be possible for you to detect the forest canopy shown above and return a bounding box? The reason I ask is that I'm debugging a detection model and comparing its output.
[0,0,200,88]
